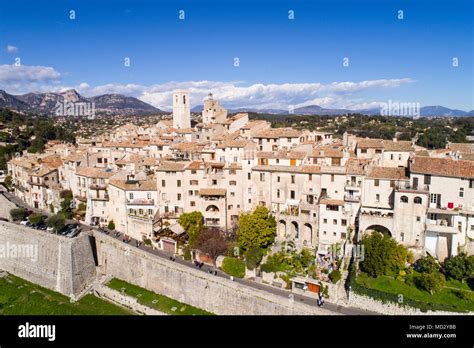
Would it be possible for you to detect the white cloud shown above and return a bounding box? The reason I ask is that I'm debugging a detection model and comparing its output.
[6,45,18,53]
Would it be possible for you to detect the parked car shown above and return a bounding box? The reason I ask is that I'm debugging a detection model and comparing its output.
[20,219,29,226]
[66,228,80,238]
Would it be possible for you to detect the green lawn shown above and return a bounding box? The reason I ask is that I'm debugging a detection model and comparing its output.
[356,272,474,313]
[106,278,213,315]
[0,274,132,315]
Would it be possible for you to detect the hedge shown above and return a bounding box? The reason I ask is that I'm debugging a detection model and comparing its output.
[222,257,245,278]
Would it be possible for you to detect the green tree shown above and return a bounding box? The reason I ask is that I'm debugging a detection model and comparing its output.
[443,253,473,282]
[416,256,440,273]
[60,197,73,219]
[4,175,12,189]
[178,211,204,248]
[28,213,44,225]
[10,208,27,221]
[360,232,410,277]
[46,214,65,232]
[108,220,115,230]
[329,270,342,284]
[237,206,276,251]
[417,272,446,295]
[245,247,264,270]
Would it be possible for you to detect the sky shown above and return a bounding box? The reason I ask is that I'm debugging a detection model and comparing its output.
[0,0,472,111]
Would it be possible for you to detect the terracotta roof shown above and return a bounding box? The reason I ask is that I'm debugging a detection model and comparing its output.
[257,150,306,160]
[410,156,474,178]
[356,138,384,149]
[76,167,115,178]
[383,140,413,152]
[186,161,204,170]
[447,143,474,154]
[155,161,189,171]
[346,158,371,175]
[109,179,156,191]
[254,127,302,139]
[199,188,226,196]
[367,167,407,180]
[320,199,344,206]
[311,145,344,158]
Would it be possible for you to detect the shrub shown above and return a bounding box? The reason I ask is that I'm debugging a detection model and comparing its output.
[10,208,27,221]
[222,257,245,278]
[28,213,44,225]
[107,220,115,230]
[143,238,152,246]
[78,203,86,211]
[417,272,446,295]
[46,214,65,232]
[443,253,473,282]
[245,247,264,270]
[416,256,440,273]
[183,246,192,261]
[329,269,342,284]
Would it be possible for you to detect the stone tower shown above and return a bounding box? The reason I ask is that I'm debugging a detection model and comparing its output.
[172,90,191,129]
[202,92,227,124]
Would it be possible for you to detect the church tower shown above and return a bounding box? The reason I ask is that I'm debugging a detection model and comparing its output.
[172,90,191,129]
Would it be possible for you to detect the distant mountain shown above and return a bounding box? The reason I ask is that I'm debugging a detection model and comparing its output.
[0,89,164,116]
[419,105,468,117]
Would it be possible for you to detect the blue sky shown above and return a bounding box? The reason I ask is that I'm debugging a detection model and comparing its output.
[0,0,472,110]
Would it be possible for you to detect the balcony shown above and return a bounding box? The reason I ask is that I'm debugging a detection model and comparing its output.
[89,183,107,190]
[89,192,109,201]
[345,180,362,190]
[128,214,153,222]
[127,198,155,206]
[344,194,361,202]
[426,219,458,234]
[396,183,429,193]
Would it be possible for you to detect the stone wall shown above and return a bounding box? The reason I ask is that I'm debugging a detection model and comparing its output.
[93,231,337,315]
[94,284,165,315]
[0,221,96,297]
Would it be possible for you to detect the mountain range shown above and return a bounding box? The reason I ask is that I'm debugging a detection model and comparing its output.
[1,89,472,117]
[0,89,163,116]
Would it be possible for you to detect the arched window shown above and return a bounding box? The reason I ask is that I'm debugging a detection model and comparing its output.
[414,196,422,204]
[400,196,409,203]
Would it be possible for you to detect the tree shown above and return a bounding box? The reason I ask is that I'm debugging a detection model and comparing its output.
[237,206,276,251]
[60,197,73,219]
[417,272,446,294]
[10,208,27,221]
[28,213,44,225]
[195,227,229,267]
[416,256,440,273]
[4,175,12,189]
[108,220,115,230]
[443,253,474,282]
[245,247,264,270]
[360,232,410,277]
[178,211,204,248]
[329,270,342,284]
[46,214,65,232]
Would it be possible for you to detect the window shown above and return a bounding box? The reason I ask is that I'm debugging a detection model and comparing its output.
[390,154,394,160]
[470,180,474,189]
[191,170,197,174]
[177,180,181,187]
[416,216,421,222]
[229,181,237,186]
[248,188,252,194]
[424,175,431,185]
[230,169,236,175]
[188,190,193,196]
[260,173,265,182]
[230,192,235,197]
[374,179,379,187]
[148,209,153,215]
[400,195,409,203]
[375,149,382,154]
[248,173,251,180]
[277,189,280,198]
[323,231,327,235]
[309,174,312,181]
[361,149,367,154]
[430,193,437,204]
[291,175,295,184]
[341,219,347,226]
[277,176,281,182]
[162,193,166,200]
[323,219,327,224]
[331,174,335,182]
[190,180,198,185]
[212,180,217,185]
[390,180,395,188]
[459,187,464,198]
[228,205,233,210]
[333,232,337,236]
[333,219,337,225]
[129,193,134,200]
[414,196,422,204]
[177,193,181,200]
[375,194,380,202]
[190,201,195,207]
[290,190,295,199]
[147,193,152,199]
[161,180,166,187]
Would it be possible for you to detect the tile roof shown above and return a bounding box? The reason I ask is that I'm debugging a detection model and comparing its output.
[199,188,227,196]
[109,179,157,191]
[410,156,474,178]
[155,161,190,171]
[367,166,407,180]
[254,127,302,139]
[346,158,371,175]
[76,167,115,178]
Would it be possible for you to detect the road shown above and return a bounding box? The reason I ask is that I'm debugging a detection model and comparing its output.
[1,187,375,315]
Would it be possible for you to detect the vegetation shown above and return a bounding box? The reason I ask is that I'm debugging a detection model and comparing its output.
[194,227,229,267]
[0,274,131,315]
[46,214,66,232]
[360,232,412,277]
[443,253,474,282]
[329,269,342,284]
[260,247,314,276]
[417,272,446,295]
[107,220,115,230]
[10,208,27,221]
[106,278,212,315]
[28,213,44,225]
[178,211,204,248]
[415,255,440,274]
[222,257,246,278]
[59,191,73,219]
[244,247,264,270]
[237,206,276,251]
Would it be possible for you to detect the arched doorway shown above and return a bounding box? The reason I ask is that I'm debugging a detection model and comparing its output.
[303,223,312,245]
[365,225,392,237]
[278,220,287,238]
[291,221,299,240]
